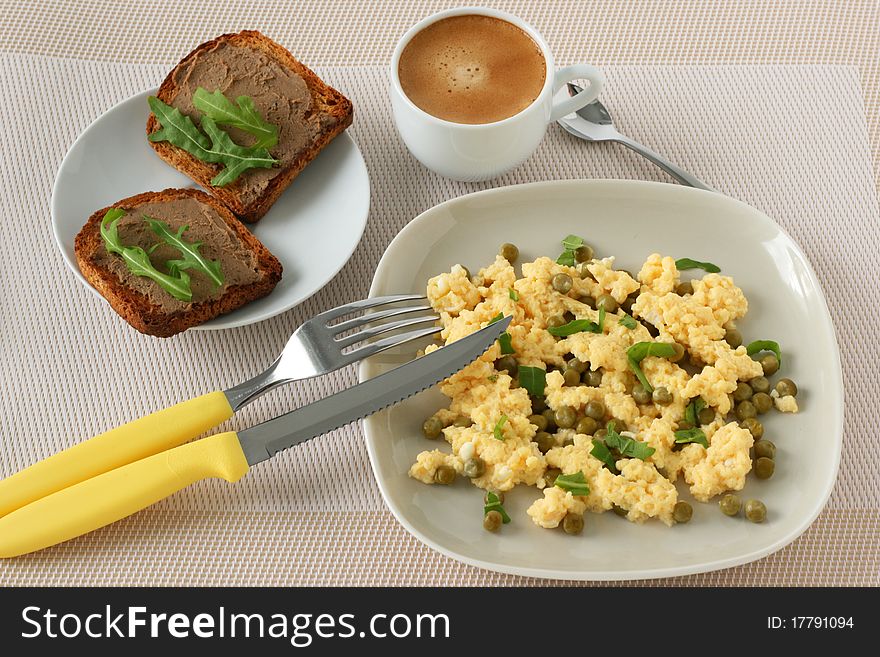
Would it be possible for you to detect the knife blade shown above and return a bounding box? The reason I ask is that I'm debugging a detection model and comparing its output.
[237,316,512,465]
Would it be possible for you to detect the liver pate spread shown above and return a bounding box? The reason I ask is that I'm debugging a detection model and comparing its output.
[94,197,261,313]
[171,42,337,204]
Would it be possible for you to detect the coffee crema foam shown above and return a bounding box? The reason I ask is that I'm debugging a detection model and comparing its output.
[398,15,546,124]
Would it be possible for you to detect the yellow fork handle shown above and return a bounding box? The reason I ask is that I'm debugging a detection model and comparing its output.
[0,391,233,518]
[0,431,249,558]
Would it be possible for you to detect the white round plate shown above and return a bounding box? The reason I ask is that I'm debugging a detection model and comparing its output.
[52,89,369,330]
[360,180,842,580]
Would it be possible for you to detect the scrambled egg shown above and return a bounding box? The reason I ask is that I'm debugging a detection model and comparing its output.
[412,247,798,530]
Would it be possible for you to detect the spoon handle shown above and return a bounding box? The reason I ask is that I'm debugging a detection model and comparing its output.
[614,135,716,192]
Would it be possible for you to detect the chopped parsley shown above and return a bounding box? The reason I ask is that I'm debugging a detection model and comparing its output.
[554,471,590,496]
[484,491,511,523]
[684,397,707,426]
[509,288,519,301]
[604,421,655,460]
[674,427,709,448]
[590,438,618,473]
[597,305,606,332]
[675,258,720,273]
[556,234,586,266]
[493,414,508,441]
[487,312,504,326]
[619,314,637,330]
[548,319,601,337]
[517,366,547,397]
[625,341,677,393]
[497,332,515,355]
[746,339,782,366]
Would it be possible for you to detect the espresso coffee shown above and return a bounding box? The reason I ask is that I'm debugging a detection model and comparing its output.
[398,15,546,124]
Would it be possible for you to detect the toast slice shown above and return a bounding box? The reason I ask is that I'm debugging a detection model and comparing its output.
[146,30,353,222]
[75,188,282,337]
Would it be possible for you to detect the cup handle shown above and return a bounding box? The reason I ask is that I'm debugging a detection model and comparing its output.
[549,64,606,122]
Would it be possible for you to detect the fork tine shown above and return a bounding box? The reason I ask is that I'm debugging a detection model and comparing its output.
[335,314,440,348]
[339,325,442,366]
[312,294,426,326]
[330,304,433,334]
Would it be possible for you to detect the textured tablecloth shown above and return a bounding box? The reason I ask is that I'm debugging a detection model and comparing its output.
[1,0,878,586]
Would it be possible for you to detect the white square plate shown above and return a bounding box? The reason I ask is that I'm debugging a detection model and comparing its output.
[360,180,842,580]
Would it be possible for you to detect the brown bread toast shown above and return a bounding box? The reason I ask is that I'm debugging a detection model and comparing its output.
[74,188,282,337]
[146,30,353,222]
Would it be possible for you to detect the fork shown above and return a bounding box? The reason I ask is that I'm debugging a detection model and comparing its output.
[0,294,440,518]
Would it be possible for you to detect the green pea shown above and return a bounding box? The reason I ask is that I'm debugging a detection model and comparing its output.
[675,281,693,296]
[579,295,596,309]
[775,378,798,397]
[733,382,753,402]
[544,468,561,487]
[759,354,779,376]
[483,510,503,532]
[563,368,581,387]
[453,415,473,428]
[562,513,584,535]
[652,386,673,405]
[531,396,547,413]
[754,456,775,479]
[673,501,693,523]
[541,408,557,431]
[719,494,741,517]
[633,386,652,405]
[554,406,578,429]
[697,407,716,425]
[724,328,743,349]
[735,400,757,421]
[596,294,618,313]
[529,413,548,431]
[585,400,605,420]
[576,417,598,435]
[422,416,444,439]
[668,342,686,363]
[433,465,456,485]
[567,357,588,373]
[752,392,772,414]
[495,355,518,377]
[463,457,485,479]
[744,499,767,523]
[547,314,566,329]
[740,417,764,439]
[499,243,519,262]
[552,273,573,294]
[749,376,770,394]
[576,262,595,280]
[754,440,776,460]
[574,244,594,263]
[612,505,628,517]
[535,431,555,454]
[583,369,603,387]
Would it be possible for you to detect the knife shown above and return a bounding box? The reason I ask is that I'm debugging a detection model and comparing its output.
[0,317,510,557]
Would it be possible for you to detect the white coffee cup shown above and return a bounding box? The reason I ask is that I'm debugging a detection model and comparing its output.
[390,6,605,182]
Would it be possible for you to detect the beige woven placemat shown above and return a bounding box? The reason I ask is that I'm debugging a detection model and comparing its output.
[1,0,879,586]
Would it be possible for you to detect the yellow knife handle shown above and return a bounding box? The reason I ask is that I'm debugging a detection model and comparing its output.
[0,431,249,558]
[0,391,233,518]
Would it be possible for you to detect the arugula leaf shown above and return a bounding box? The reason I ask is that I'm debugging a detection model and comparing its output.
[148,96,277,186]
[100,209,192,302]
[746,340,782,366]
[192,87,278,149]
[590,439,618,473]
[497,332,515,355]
[509,288,519,301]
[548,319,601,337]
[684,397,707,426]
[487,312,504,326]
[619,314,637,330]
[597,305,606,332]
[556,234,586,266]
[674,427,709,448]
[493,414,508,441]
[518,366,547,397]
[554,471,590,496]
[604,421,655,460]
[484,491,511,523]
[675,257,721,273]
[625,342,678,393]
[144,216,223,287]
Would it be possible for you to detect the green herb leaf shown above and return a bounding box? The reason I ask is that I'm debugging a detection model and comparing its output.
[554,471,590,496]
[625,342,678,394]
[684,397,707,426]
[192,87,278,149]
[598,305,606,332]
[674,427,709,448]
[493,414,508,441]
[548,319,601,337]
[556,234,586,266]
[148,96,277,186]
[497,332,515,355]
[484,491,511,523]
[675,258,721,273]
[590,438,618,473]
[487,312,504,326]
[556,250,576,266]
[100,209,192,302]
[509,288,519,301]
[746,340,782,366]
[518,366,547,397]
[604,421,655,460]
[488,374,498,382]
[619,314,637,330]
[144,216,224,287]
